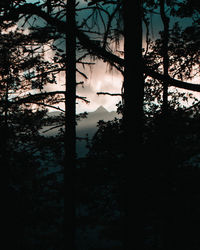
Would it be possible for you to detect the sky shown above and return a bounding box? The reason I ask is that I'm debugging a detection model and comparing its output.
[43,0,124,114]
[74,8,199,113]
[74,1,123,113]
[15,1,200,114]
[44,58,123,113]
[76,60,123,113]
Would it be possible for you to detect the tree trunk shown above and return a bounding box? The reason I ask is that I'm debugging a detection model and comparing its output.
[65,0,76,248]
[160,1,175,249]
[122,0,144,249]
[160,0,169,114]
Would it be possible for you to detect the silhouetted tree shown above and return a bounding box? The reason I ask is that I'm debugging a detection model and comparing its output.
[66,0,76,248]
[121,1,145,249]
[0,18,66,250]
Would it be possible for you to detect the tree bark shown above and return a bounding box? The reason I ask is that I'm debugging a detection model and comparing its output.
[122,0,144,249]
[65,0,76,248]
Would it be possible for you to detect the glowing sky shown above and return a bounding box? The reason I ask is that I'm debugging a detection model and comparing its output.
[44,58,123,113]
[18,1,200,114]
[76,60,123,113]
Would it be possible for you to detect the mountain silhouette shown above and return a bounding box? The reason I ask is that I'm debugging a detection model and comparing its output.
[76,106,120,157]
[77,106,118,137]
[40,106,120,157]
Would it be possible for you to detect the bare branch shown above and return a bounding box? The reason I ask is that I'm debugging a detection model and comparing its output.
[27,102,65,112]
[42,124,63,134]
[13,91,65,104]
[97,92,122,96]
[3,3,200,93]
[76,95,90,103]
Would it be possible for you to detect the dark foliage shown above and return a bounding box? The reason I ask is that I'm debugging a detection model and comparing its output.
[0,0,199,250]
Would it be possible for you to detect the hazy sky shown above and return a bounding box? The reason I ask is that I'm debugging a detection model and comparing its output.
[44,0,124,114]
[44,58,123,113]
[20,1,199,114]
[76,60,123,113]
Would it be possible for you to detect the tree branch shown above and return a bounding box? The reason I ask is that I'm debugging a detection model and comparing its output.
[4,91,89,106]
[97,92,122,96]
[144,66,200,92]
[76,28,200,92]
[4,3,200,93]
[27,101,65,112]
[13,91,66,104]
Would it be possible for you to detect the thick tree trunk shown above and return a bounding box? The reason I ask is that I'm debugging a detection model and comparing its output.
[65,0,76,248]
[122,0,144,249]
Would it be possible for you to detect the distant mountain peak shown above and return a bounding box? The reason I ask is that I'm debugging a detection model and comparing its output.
[95,105,108,113]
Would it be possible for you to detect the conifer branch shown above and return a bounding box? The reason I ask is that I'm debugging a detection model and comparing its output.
[2,3,200,93]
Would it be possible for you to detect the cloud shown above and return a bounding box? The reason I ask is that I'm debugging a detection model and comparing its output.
[76,60,123,113]
[44,57,123,113]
